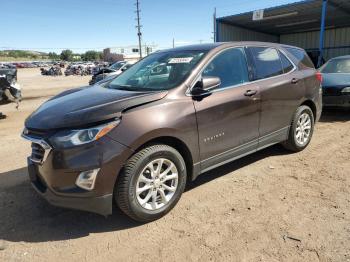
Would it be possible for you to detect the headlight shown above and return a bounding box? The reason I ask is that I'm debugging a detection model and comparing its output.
[341,87,350,93]
[49,119,120,148]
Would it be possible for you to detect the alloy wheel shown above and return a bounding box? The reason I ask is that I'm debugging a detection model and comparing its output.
[295,112,312,146]
[136,158,178,210]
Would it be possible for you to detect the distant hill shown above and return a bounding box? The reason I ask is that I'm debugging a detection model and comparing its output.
[0,50,48,56]
[0,50,50,61]
[2,50,48,55]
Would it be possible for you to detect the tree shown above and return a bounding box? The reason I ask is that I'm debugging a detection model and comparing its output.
[60,49,73,61]
[98,52,104,60]
[82,50,102,61]
[48,52,59,60]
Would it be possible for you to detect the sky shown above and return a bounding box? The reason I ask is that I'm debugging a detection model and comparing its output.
[1,0,302,53]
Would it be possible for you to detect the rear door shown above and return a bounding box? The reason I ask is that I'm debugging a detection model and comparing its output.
[247,46,305,147]
[192,47,260,172]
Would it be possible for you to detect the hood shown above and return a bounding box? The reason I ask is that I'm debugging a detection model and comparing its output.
[322,73,350,87]
[25,85,167,130]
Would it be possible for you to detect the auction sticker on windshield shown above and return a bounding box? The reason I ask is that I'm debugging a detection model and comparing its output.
[168,57,193,64]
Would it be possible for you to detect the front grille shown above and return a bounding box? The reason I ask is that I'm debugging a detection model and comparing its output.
[31,143,45,163]
[22,129,52,164]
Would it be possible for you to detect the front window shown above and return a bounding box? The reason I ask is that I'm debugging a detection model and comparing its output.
[107,50,207,91]
[202,47,249,89]
[320,58,350,73]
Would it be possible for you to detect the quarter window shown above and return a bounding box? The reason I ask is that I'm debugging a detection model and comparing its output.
[248,47,283,80]
[202,48,249,89]
[285,47,315,68]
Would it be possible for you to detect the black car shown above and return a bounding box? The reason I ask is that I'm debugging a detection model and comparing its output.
[320,55,350,107]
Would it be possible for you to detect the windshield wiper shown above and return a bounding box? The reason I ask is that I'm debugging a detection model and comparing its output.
[108,84,138,91]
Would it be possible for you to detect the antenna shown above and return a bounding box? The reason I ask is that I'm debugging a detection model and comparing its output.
[135,0,142,59]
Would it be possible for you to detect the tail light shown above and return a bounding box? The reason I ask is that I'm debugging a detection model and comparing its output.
[315,72,323,84]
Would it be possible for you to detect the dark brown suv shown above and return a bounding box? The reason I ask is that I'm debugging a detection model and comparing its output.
[22,42,322,222]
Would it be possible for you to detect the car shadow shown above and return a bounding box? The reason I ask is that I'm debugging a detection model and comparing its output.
[0,144,290,243]
[0,167,142,243]
[320,108,350,122]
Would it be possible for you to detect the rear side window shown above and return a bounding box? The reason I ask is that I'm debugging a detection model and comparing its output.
[202,47,249,89]
[279,51,294,73]
[285,47,314,68]
[248,47,283,80]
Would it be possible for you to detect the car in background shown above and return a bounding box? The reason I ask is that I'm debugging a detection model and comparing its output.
[0,66,21,104]
[319,55,350,108]
[0,63,16,69]
[89,61,135,85]
[12,62,37,68]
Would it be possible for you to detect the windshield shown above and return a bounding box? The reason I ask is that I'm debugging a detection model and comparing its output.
[107,50,207,91]
[109,61,126,70]
[320,58,350,73]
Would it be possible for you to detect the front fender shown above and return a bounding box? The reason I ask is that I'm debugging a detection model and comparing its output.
[106,97,200,164]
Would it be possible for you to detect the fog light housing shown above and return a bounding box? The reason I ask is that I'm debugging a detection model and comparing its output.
[75,168,100,191]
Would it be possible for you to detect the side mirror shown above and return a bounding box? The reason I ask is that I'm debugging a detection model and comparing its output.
[192,76,221,95]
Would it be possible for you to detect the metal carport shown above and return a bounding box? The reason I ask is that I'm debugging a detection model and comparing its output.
[215,0,350,67]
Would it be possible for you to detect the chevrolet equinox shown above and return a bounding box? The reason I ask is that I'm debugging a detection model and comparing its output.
[22,42,322,222]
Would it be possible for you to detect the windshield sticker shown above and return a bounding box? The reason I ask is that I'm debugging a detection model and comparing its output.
[168,57,193,64]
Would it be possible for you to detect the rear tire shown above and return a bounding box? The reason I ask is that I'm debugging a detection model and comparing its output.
[282,105,314,152]
[115,144,187,222]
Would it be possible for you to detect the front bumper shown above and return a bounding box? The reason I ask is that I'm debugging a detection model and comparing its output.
[323,94,350,107]
[28,158,113,215]
[24,134,133,216]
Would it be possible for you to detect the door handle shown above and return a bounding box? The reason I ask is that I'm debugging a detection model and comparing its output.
[291,78,299,84]
[244,90,257,97]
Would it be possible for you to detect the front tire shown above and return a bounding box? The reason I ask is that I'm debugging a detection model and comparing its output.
[115,144,187,222]
[282,105,314,152]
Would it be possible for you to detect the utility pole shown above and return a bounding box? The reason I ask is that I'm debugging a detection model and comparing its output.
[318,0,328,67]
[135,0,142,59]
[144,42,149,55]
[213,7,217,42]
[172,38,175,48]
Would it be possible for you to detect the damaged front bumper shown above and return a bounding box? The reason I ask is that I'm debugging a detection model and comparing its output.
[22,133,133,216]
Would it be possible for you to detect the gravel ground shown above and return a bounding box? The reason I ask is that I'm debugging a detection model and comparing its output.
[0,68,349,262]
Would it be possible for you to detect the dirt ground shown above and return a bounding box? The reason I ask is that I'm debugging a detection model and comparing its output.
[0,68,349,262]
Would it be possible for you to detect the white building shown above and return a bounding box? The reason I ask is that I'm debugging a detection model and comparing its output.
[105,44,158,62]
